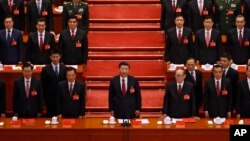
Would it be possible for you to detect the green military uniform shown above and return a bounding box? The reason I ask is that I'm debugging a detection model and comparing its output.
[62,1,89,31]
[214,0,241,34]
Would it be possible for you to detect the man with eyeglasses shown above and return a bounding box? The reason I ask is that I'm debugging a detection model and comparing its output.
[163,68,196,118]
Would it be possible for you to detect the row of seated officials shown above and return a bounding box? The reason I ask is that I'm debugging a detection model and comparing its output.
[0,53,250,119]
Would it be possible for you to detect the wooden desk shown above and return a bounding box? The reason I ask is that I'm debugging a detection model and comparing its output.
[0,118,237,141]
[0,65,85,114]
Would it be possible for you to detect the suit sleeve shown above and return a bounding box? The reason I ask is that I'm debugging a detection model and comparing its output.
[18,31,23,63]
[194,32,200,61]
[163,84,169,115]
[108,80,115,111]
[82,32,88,64]
[26,3,32,33]
[191,84,196,116]
[203,81,209,112]
[227,81,233,112]
[226,32,232,54]
[26,34,32,62]
[83,4,89,32]
[57,84,62,115]
[160,0,166,30]
[58,32,64,63]
[37,80,44,114]
[19,1,25,31]
[188,30,195,58]
[236,81,242,115]
[48,1,54,31]
[164,31,171,62]
[62,5,68,30]
[79,83,86,116]
[216,31,222,61]
[13,80,18,115]
[40,68,48,96]
[0,81,6,114]
[187,3,192,30]
[135,79,141,111]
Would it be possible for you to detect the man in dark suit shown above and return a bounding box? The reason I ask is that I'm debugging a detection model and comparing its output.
[220,52,239,112]
[227,15,250,64]
[203,64,232,118]
[163,68,196,118]
[0,0,25,31]
[165,14,194,64]
[195,16,221,64]
[0,16,23,64]
[242,0,250,29]
[13,62,43,118]
[41,49,67,117]
[236,64,250,118]
[188,0,213,32]
[161,0,188,31]
[26,0,54,33]
[57,67,85,118]
[184,57,203,115]
[0,80,6,118]
[26,18,55,65]
[62,0,89,32]
[109,61,141,119]
[58,15,88,65]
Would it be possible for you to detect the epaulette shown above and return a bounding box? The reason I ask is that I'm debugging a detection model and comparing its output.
[80,2,88,5]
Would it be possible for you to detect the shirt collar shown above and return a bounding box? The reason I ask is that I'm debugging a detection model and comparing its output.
[68,81,75,86]
[177,81,184,87]
[237,28,244,33]
[214,78,222,83]
[6,28,13,33]
[38,31,45,36]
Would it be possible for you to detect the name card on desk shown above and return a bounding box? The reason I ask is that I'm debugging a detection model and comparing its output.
[34,65,45,71]
[4,65,14,71]
[66,65,78,69]
[22,119,35,124]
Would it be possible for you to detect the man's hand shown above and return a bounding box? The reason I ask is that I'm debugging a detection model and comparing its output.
[205,111,209,118]
[135,110,140,118]
[1,113,5,118]
[227,112,231,118]
[110,111,114,117]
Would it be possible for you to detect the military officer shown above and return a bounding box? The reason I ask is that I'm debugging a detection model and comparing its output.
[62,0,89,32]
[214,0,241,34]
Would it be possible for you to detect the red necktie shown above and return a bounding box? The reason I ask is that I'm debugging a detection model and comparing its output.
[71,30,75,40]
[122,79,126,96]
[206,31,210,47]
[172,0,176,12]
[69,84,73,96]
[9,0,12,11]
[39,33,43,50]
[239,30,243,46]
[178,29,182,42]
[178,84,182,94]
[25,81,30,98]
[216,80,220,96]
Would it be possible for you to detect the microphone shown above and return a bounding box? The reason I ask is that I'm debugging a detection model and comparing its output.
[121,118,130,127]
